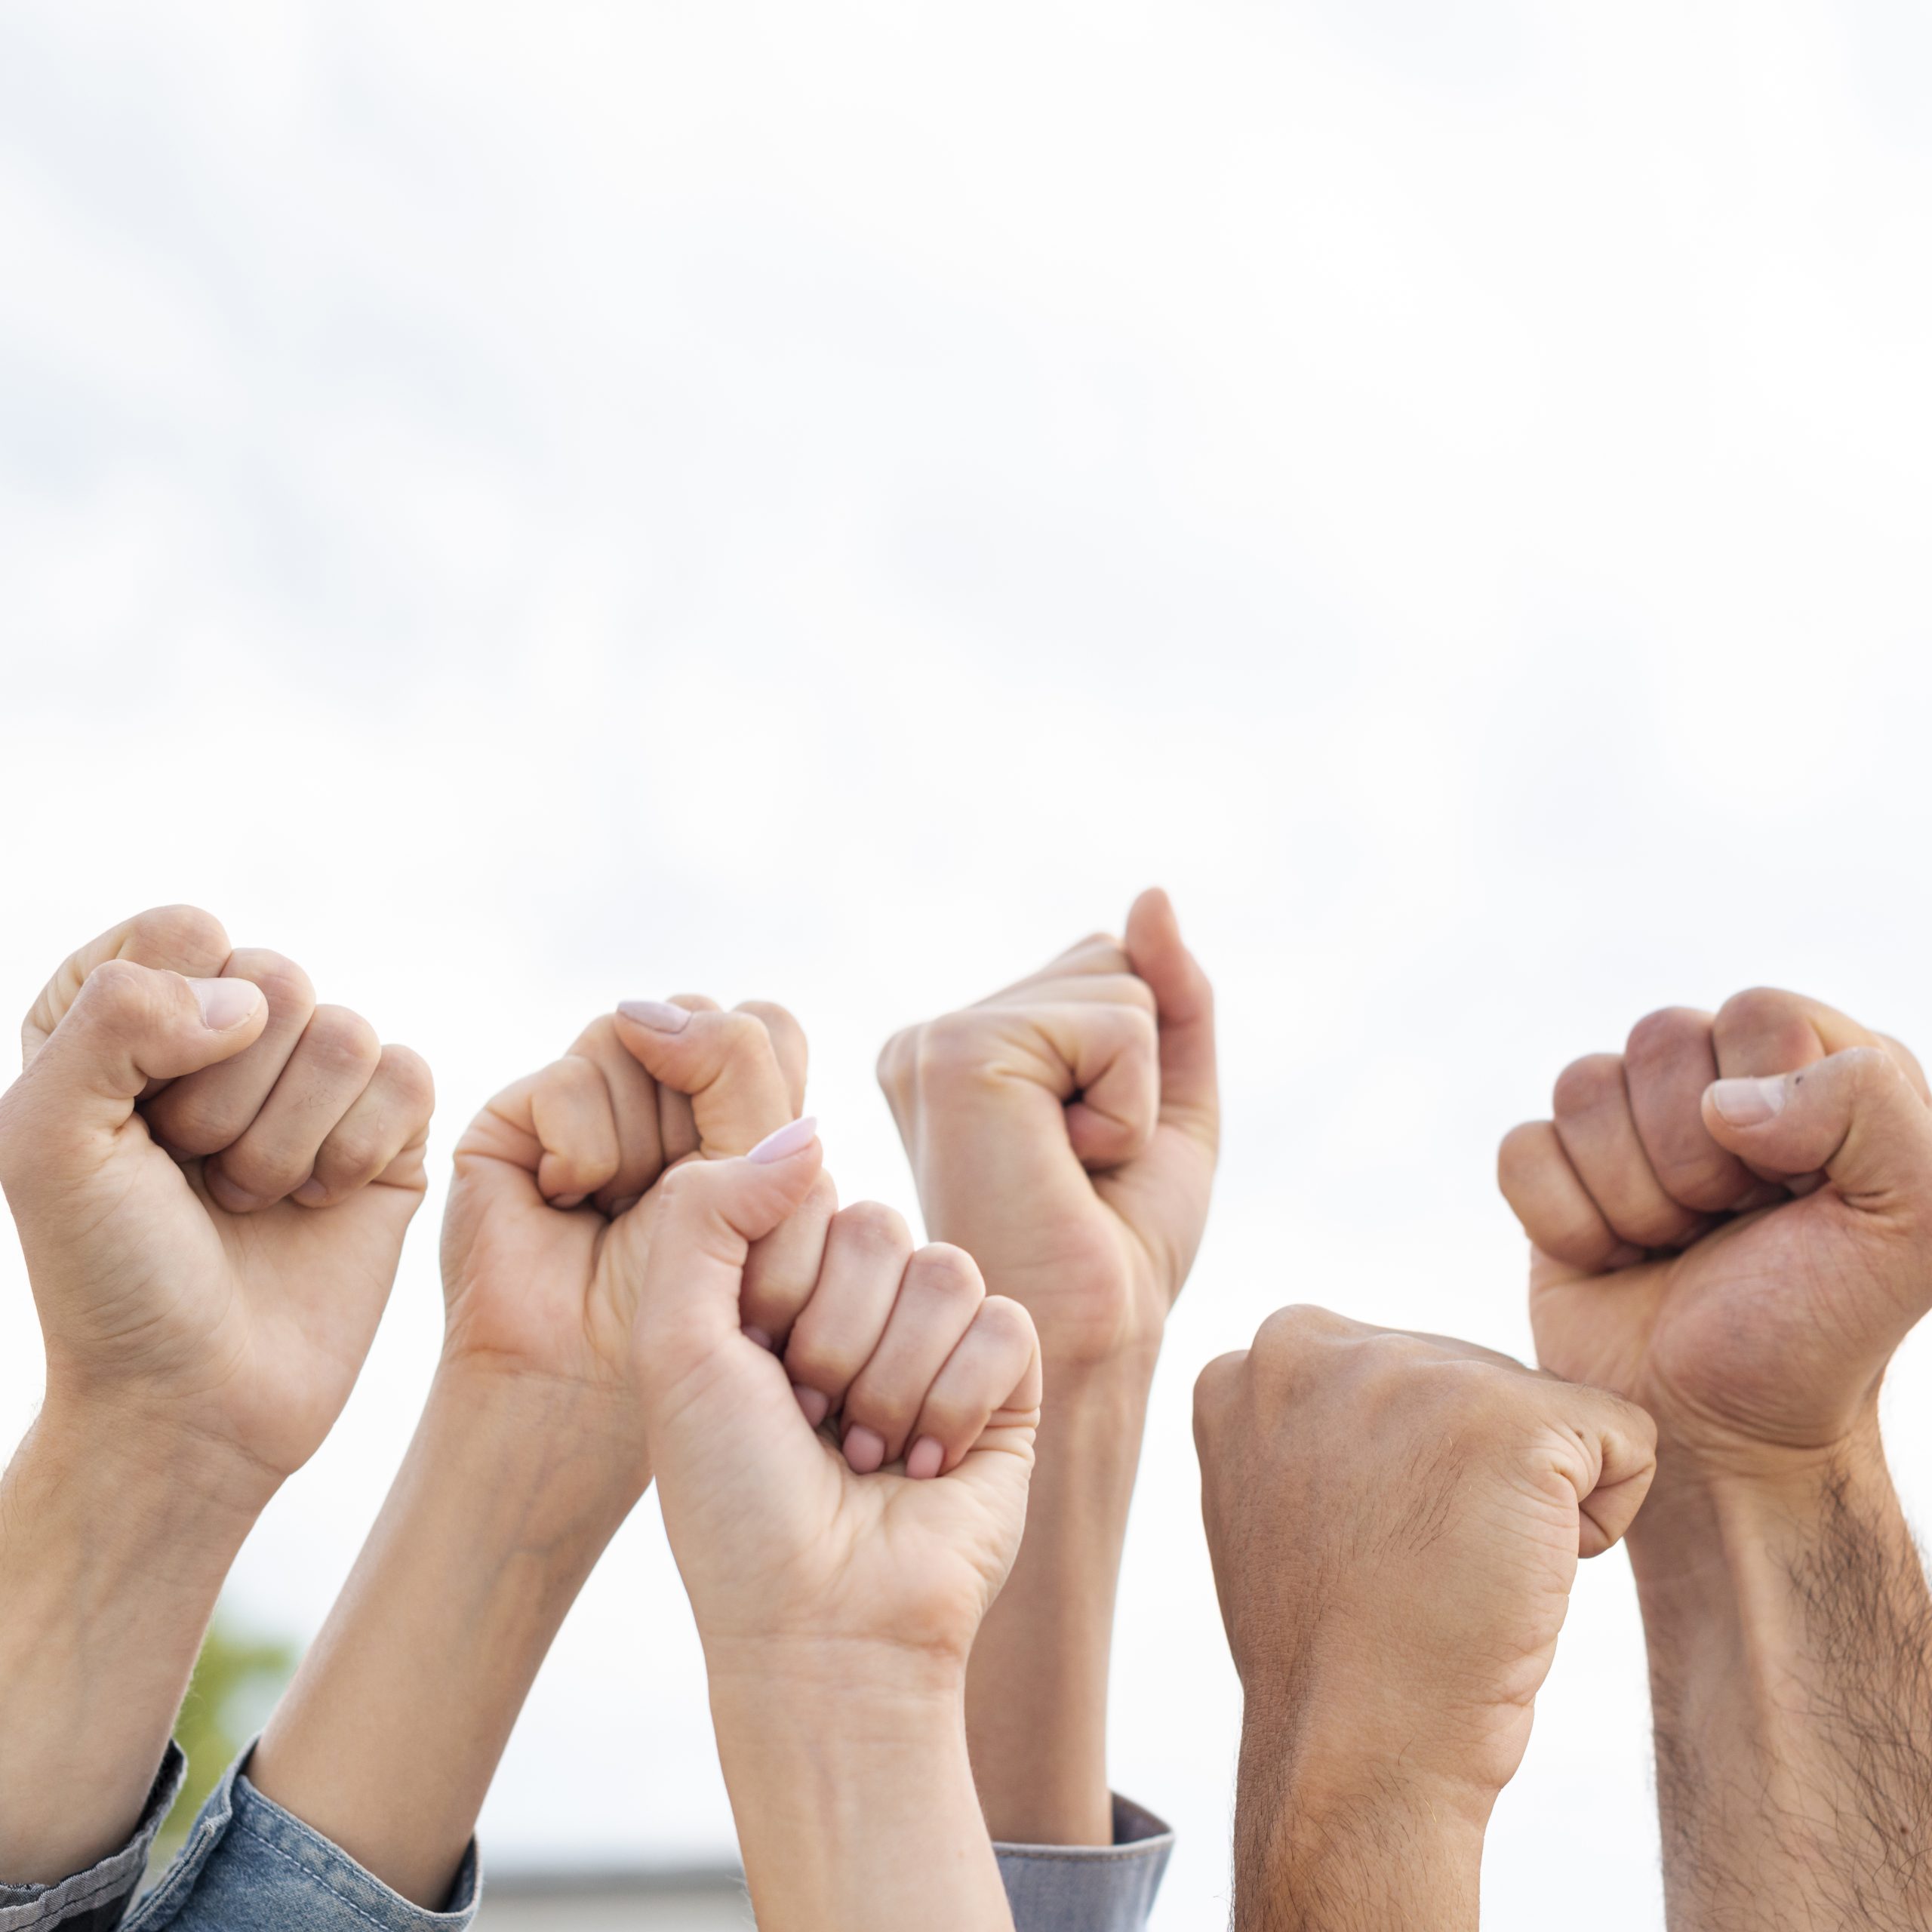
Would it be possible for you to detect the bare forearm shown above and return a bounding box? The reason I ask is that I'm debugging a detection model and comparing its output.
[712,1656,1014,1932]
[1634,1443,1932,1932]
[250,1367,639,1909]
[964,1360,1152,1844]
[1232,1714,1485,1932]
[0,1404,265,1883]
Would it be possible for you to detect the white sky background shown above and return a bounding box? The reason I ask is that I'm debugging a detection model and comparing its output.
[5,2,1932,1924]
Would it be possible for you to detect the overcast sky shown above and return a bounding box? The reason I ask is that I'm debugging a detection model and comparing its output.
[5,4,1932,1927]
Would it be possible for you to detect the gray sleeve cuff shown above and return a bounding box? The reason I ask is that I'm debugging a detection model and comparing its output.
[126,1745,478,1932]
[995,1793,1174,1932]
[0,1744,186,1932]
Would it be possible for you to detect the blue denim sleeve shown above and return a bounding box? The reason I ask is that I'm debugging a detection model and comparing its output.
[994,1793,1174,1932]
[0,1746,186,1932]
[124,1750,478,1932]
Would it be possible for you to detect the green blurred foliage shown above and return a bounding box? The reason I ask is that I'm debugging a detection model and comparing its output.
[154,1612,297,1864]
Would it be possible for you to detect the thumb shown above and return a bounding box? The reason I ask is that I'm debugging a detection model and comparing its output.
[1703,1046,1932,1219]
[9,960,266,1150]
[632,1118,823,1368]
[1561,1386,1659,1558]
[1124,887,1218,1146]
[614,1001,796,1155]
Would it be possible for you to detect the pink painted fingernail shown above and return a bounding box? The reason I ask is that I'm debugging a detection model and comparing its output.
[794,1385,831,1427]
[190,977,263,1031]
[743,1324,774,1351]
[618,999,691,1032]
[844,1424,886,1474]
[1709,1075,1786,1128]
[748,1116,817,1165]
[906,1436,944,1481]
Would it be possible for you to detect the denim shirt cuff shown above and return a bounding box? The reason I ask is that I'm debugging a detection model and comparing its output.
[0,1743,186,1932]
[127,1743,478,1931]
[994,1793,1174,1932]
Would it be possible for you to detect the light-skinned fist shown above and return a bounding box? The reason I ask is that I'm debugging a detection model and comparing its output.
[0,906,433,1494]
[877,887,1216,1374]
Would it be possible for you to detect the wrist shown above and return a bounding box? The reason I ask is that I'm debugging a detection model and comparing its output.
[420,1357,651,1525]
[1236,1720,1487,1932]
[19,1390,273,1558]
[1629,1419,1897,1612]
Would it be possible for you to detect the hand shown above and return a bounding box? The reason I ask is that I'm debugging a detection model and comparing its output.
[0,906,429,1887]
[632,1133,1041,1932]
[438,994,814,1487]
[1498,989,1932,1484]
[0,905,433,1488]
[878,887,1216,1372]
[243,992,814,1909]
[634,1133,1042,1668]
[1195,1310,1654,1847]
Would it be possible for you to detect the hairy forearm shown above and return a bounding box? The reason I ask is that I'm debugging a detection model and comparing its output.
[0,1402,266,1883]
[712,1651,1014,1932]
[249,1367,641,1909]
[964,1358,1152,1844]
[1232,1709,1486,1932]
[1634,1440,1932,1932]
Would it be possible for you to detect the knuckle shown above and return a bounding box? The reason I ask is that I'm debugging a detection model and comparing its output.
[831,1199,913,1260]
[303,1005,382,1076]
[713,1009,769,1062]
[907,1243,986,1306]
[126,903,229,966]
[1625,1006,1706,1069]
[376,1044,435,1116]
[78,957,155,1026]
[915,1012,995,1088]
[784,1328,857,1392]
[228,949,315,1014]
[973,1294,1033,1349]
[1714,986,1802,1038]
[1552,1054,1624,1118]
[1496,1120,1553,1193]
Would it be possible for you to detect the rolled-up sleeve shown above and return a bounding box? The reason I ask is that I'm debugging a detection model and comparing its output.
[0,1746,186,1932]
[995,1793,1174,1932]
[125,1751,478,1932]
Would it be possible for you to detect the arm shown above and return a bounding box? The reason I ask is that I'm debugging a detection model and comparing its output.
[627,1126,1044,1931]
[1193,1309,1656,1932]
[0,908,429,1892]
[1500,989,1932,1931]
[238,998,810,1908]
[878,888,1217,1844]
[1633,1441,1932,1931]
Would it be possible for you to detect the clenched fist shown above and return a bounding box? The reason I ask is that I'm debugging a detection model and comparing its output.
[0,905,430,1886]
[0,904,433,1488]
[878,888,1216,1371]
[1195,1309,1654,1931]
[1499,989,1932,1482]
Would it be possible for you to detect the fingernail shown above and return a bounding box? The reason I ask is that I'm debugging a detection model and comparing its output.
[906,1436,944,1481]
[1604,1241,1645,1270]
[190,978,263,1031]
[618,999,691,1033]
[743,1324,774,1351]
[552,1192,586,1211]
[1710,1075,1787,1128]
[293,1178,330,1208]
[748,1116,817,1165]
[844,1424,886,1474]
[794,1385,831,1427]
[608,1194,641,1218]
